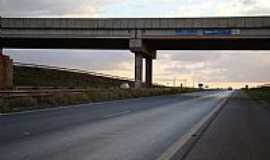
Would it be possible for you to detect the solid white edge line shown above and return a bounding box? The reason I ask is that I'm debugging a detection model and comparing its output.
[156,92,232,160]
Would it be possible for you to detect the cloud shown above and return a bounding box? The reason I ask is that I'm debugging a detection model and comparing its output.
[155,51,270,83]
[5,49,133,73]
[208,52,270,82]
[0,0,125,17]
[171,0,270,17]
[2,0,270,18]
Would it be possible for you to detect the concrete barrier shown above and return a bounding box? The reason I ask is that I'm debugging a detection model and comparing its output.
[0,53,13,90]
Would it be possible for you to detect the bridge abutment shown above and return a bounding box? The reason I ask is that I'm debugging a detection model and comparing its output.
[0,48,13,90]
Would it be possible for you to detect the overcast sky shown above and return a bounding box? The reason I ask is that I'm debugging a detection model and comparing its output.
[1,0,270,88]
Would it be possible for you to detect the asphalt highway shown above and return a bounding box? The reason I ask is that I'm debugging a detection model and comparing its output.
[0,91,232,160]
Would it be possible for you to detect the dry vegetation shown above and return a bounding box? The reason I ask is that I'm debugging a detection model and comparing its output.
[245,87,270,104]
[0,88,197,113]
[14,65,134,88]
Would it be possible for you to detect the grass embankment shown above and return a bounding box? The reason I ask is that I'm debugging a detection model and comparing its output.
[14,66,134,88]
[0,88,197,113]
[245,87,270,103]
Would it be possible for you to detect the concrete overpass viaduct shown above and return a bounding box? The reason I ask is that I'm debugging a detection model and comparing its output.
[1,16,270,89]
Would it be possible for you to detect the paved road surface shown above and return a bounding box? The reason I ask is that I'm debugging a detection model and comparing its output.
[182,91,270,160]
[0,91,232,160]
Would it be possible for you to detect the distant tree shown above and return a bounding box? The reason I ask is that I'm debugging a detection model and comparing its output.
[198,83,204,89]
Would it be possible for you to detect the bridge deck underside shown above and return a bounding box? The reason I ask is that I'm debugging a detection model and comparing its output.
[1,38,130,50]
[1,37,270,50]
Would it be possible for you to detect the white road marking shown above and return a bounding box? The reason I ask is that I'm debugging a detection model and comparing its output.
[157,91,233,160]
[103,111,131,118]
[23,131,31,136]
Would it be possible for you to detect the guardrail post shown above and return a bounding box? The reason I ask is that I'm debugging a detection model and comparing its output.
[0,48,13,90]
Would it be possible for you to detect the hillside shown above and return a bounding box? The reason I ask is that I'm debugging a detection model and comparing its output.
[14,64,134,88]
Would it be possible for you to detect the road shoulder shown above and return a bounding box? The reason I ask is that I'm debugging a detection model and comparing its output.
[180,91,270,160]
[158,91,232,160]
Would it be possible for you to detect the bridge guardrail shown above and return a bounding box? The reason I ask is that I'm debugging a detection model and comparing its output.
[0,89,97,98]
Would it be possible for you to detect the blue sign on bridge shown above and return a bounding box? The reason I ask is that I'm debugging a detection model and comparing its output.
[175,29,240,36]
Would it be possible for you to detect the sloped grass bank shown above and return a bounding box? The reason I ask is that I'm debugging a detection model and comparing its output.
[14,65,134,88]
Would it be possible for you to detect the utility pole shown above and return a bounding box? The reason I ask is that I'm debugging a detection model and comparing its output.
[173,77,176,87]
[178,79,187,88]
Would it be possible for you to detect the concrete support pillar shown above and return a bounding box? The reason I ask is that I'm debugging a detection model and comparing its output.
[130,38,156,88]
[145,58,153,88]
[0,48,13,90]
[134,53,143,88]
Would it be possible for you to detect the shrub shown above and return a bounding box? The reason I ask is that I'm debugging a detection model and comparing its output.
[67,93,90,104]
[3,97,38,112]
